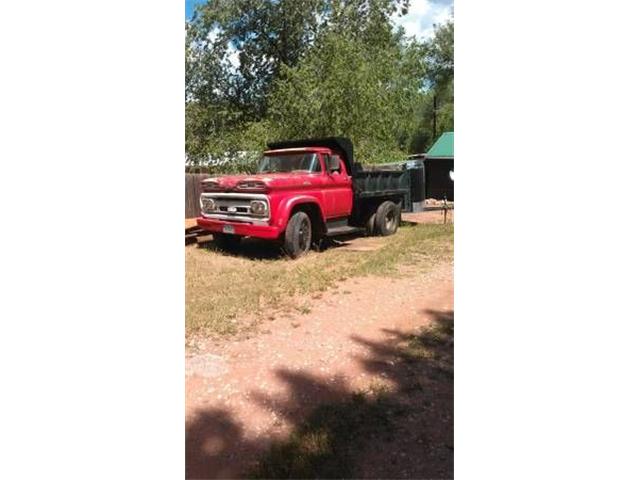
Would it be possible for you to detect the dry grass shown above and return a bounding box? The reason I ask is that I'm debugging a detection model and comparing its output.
[185,223,453,338]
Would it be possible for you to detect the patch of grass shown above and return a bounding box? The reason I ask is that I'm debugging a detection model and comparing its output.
[250,391,394,479]
[402,314,454,378]
[186,223,453,338]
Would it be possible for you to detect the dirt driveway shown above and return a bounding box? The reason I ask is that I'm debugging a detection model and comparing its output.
[186,258,453,478]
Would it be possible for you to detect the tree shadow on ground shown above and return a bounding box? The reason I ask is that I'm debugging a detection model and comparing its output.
[186,309,453,479]
[196,232,385,261]
[197,236,285,260]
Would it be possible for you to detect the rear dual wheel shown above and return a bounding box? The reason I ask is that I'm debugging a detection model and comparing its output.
[374,201,400,236]
[365,211,377,236]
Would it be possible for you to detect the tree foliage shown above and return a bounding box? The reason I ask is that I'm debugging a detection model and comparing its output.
[268,13,426,163]
[408,18,454,153]
[185,0,452,168]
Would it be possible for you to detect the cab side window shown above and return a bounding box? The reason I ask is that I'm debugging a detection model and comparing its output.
[326,154,343,174]
[334,156,343,174]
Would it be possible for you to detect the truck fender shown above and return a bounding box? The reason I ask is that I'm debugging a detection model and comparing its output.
[279,196,326,229]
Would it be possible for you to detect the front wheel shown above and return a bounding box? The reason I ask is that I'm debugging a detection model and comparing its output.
[283,211,312,258]
[375,201,400,236]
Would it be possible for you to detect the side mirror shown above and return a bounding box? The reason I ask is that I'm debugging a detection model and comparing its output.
[327,155,340,173]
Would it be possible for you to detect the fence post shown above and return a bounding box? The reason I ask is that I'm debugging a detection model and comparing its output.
[186,173,211,218]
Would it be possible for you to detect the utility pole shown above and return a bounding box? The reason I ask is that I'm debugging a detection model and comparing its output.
[432,94,437,142]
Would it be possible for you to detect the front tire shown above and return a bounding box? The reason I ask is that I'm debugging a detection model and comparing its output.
[283,211,312,258]
[375,201,400,236]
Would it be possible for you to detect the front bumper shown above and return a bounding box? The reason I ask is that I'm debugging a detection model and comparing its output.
[197,217,282,240]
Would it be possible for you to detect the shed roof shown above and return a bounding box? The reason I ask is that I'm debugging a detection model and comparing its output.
[426,132,454,158]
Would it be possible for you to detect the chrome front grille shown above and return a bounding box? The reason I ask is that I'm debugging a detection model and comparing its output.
[200,193,270,222]
[207,198,251,215]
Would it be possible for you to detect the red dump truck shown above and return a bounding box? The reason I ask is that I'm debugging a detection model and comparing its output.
[197,137,424,258]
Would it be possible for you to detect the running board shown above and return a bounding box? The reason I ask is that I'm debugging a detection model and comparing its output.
[325,225,364,237]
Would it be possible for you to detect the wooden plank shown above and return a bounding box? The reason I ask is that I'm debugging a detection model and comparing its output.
[196,234,214,244]
[185,174,192,218]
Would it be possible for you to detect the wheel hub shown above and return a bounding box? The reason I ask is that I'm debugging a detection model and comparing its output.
[298,219,311,249]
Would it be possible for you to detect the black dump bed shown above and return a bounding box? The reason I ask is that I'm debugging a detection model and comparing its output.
[352,163,411,210]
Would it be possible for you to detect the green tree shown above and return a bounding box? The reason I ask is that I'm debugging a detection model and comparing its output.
[185,0,450,166]
[408,18,454,153]
[266,2,426,163]
[186,0,333,121]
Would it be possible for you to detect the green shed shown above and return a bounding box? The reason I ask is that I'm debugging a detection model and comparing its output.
[426,132,454,159]
[425,132,454,201]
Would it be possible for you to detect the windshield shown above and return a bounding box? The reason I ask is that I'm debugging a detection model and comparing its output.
[258,153,321,173]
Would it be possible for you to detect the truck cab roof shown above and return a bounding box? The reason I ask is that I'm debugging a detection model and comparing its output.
[264,146,333,155]
[267,137,355,175]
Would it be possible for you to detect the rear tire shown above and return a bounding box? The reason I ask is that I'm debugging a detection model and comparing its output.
[365,211,377,236]
[375,201,400,236]
[283,211,312,258]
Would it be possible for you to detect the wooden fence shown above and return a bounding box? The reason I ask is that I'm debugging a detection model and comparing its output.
[185,173,211,218]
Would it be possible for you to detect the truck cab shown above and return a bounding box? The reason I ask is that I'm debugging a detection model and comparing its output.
[197,137,412,258]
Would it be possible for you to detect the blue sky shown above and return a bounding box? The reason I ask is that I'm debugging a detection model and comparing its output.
[185,0,202,20]
[186,0,452,40]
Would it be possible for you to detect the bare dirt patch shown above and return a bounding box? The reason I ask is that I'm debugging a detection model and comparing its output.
[186,354,229,378]
[186,218,199,229]
[402,208,454,225]
[333,235,387,252]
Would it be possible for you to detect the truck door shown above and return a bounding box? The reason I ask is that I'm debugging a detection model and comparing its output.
[323,154,353,218]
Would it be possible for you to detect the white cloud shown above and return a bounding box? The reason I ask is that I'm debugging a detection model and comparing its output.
[393,0,453,42]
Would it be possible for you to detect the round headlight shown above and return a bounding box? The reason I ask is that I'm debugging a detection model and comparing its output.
[201,197,215,212]
[250,200,267,216]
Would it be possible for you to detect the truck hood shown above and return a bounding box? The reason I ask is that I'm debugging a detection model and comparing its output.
[203,172,315,192]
